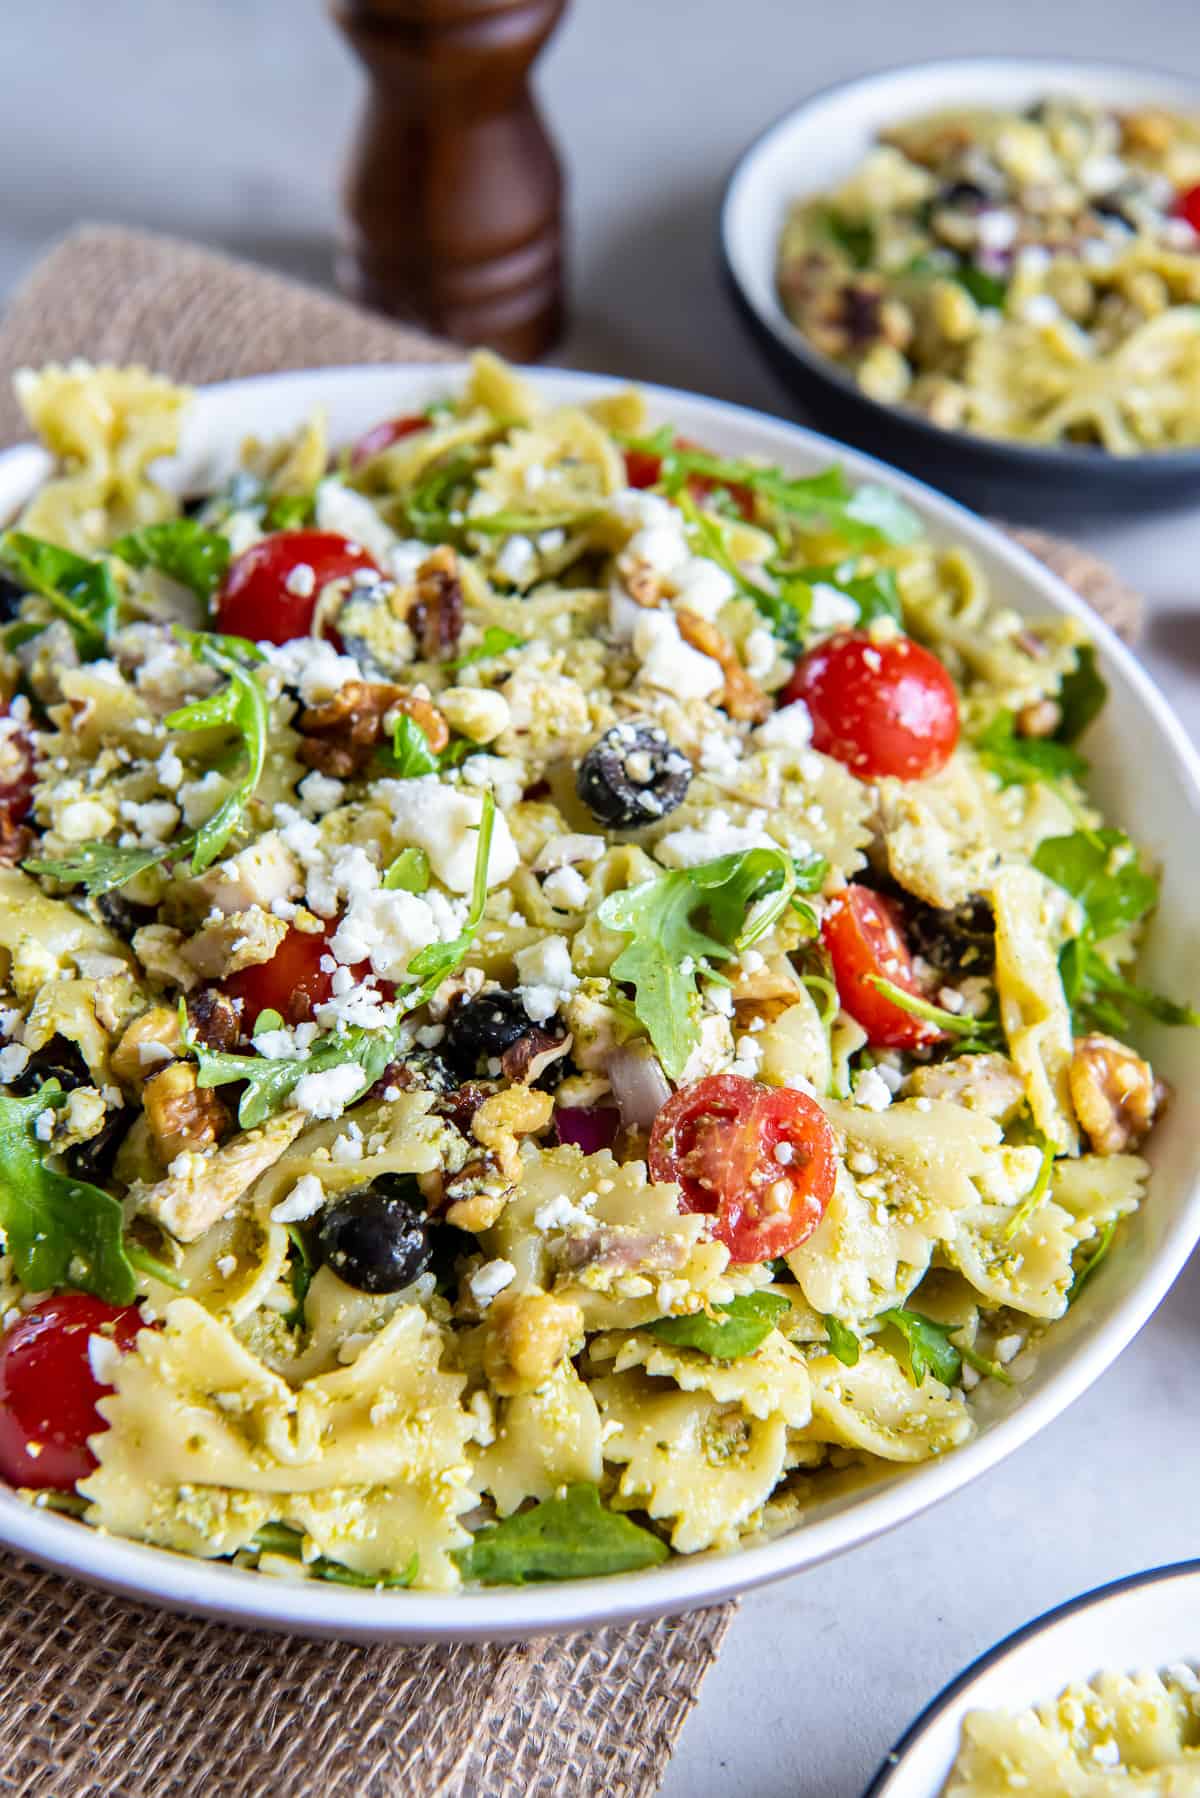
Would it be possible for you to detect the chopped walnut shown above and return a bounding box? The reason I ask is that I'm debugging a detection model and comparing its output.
[298,681,448,777]
[1016,698,1062,739]
[143,1060,229,1162]
[0,816,33,867]
[187,987,241,1053]
[111,1004,183,1087]
[500,1027,572,1086]
[623,562,669,608]
[1069,1033,1163,1154]
[470,1085,554,1181]
[407,546,464,660]
[676,608,770,723]
[481,1288,584,1395]
[1120,110,1174,155]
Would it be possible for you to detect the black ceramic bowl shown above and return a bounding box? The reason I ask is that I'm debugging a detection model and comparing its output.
[720,57,1200,522]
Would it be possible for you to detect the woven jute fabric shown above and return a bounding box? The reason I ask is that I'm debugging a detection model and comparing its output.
[0,223,1144,1798]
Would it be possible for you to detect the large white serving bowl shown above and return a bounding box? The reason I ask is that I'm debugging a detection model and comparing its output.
[865,1560,1200,1795]
[1,364,1198,1642]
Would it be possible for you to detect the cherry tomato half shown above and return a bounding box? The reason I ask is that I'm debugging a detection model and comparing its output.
[1175,184,1200,235]
[649,1073,836,1262]
[348,414,429,469]
[623,439,756,522]
[221,921,392,1030]
[212,530,382,646]
[0,1296,144,1490]
[0,702,36,824]
[822,884,941,1051]
[783,630,959,781]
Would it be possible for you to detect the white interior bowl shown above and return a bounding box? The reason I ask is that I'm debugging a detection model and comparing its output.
[720,58,1200,517]
[2,363,1199,1642]
[865,1560,1200,1796]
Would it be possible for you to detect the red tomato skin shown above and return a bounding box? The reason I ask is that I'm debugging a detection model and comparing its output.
[221,922,391,1030]
[0,1296,144,1490]
[783,631,959,781]
[349,414,428,469]
[649,1074,836,1263]
[822,884,941,1051]
[1175,184,1200,234]
[0,701,36,823]
[212,531,381,645]
[622,441,756,521]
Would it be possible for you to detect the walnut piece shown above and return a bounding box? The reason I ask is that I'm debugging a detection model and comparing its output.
[676,608,770,723]
[469,1085,554,1181]
[298,681,448,777]
[1069,1033,1162,1154]
[407,546,464,660]
[111,1004,183,1087]
[187,987,241,1053]
[482,1288,584,1395]
[0,816,34,867]
[143,1060,229,1162]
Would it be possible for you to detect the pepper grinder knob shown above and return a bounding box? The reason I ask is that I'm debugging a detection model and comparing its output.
[331,0,568,359]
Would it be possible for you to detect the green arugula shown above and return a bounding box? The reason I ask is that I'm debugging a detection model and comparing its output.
[124,1241,188,1291]
[387,713,441,778]
[24,838,184,896]
[955,262,1008,310]
[454,1485,668,1586]
[647,1291,789,1360]
[250,1523,417,1588]
[817,208,876,268]
[382,846,431,892]
[195,791,496,1126]
[823,1314,861,1367]
[164,632,268,871]
[446,626,526,670]
[0,531,118,657]
[1033,829,1200,1031]
[262,492,317,531]
[1002,1130,1055,1241]
[282,1227,314,1329]
[865,977,1000,1048]
[0,1085,136,1304]
[1056,646,1107,744]
[110,519,232,600]
[678,495,808,646]
[974,712,1088,789]
[1067,1219,1118,1305]
[879,1306,1012,1388]
[597,846,825,1079]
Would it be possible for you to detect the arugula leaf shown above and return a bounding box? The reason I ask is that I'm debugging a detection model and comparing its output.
[0,1085,136,1304]
[838,567,903,627]
[387,713,440,778]
[879,1306,1012,1387]
[110,519,231,600]
[816,208,875,268]
[382,846,431,892]
[647,1292,789,1360]
[282,1226,314,1328]
[678,496,808,646]
[597,846,823,1079]
[823,1314,861,1367]
[124,1240,188,1291]
[447,626,526,670]
[1068,1219,1118,1305]
[865,977,999,1046]
[1003,1130,1054,1241]
[24,838,183,896]
[0,531,118,657]
[955,262,1008,309]
[405,789,495,991]
[251,1523,417,1588]
[454,1485,668,1585]
[262,492,317,531]
[975,712,1088,789]
[1056,646,1107,744]
[1033,829,1157,940]
[165,633,268,871]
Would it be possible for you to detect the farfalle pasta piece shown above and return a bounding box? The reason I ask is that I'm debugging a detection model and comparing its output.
[990,865,1080,1153]
[475,1359,603,1516]
[588,1328,813,1427]
[804,1343,973,1463]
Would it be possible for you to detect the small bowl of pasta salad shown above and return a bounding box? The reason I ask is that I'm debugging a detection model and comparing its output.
[0,356,1196,1640]
[867,1560,1200,1796]
[722,59,1200,517]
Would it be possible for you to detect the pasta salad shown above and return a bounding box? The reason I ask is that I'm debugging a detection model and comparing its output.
[0,354,1190,1593]
[777,96,1200,451]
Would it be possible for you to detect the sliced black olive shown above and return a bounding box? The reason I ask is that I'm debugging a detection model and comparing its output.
[315,1174,431,1295]
[442,989,534,1079]
[937,180,988,211]
[0,574,26,625]
[7,1037,91,1097]
[65,1110,131,1184]
[576,721,691,829]
[906,895,996,977]
[96,891,157,942]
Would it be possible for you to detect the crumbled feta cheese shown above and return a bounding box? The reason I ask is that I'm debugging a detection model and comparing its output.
[118,798,180,845]
[438,686,510,745]
[264,637,364,706]
[607,581,644,644]
[807,584,858,634]
[297,769,346,818]
[632,609,724,700]
[155,748,184,790]
[314,477,397,564]
[58,798,117,841]
[1090,1740,1120,1768]
[755,700,813,752]
[0,1043,30,1082]
[284,562,316,599]
[673,558,736,620]
[975,208,1017,251]
[743,626,776,682]
[271,1173,326,1223]
[1021,293,1061,327]
[495,535,537,585]
[468,1258,516,1309]
[699,729,742,777]
[543,864,589,911]
[1016,244,1053,277]
[379,776,518,892]
[179,770,233,829]
[738,949,766,975]
[34,1108,56,1142]
[994,1333,1022,1365]
[532,834,606,873]
[534,1192,595,1232]
[936,986,965,1014]
[853,1067,893,1112]
[86,1334,122,1386]
[515,934,579,1023]
[292,1064,366,1121]
[654,807,775,869]
[216,1254,238,1280]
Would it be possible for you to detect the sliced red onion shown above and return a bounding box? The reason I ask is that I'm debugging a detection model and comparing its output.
[606,1046,672,1132]
[555,1105,620,1154]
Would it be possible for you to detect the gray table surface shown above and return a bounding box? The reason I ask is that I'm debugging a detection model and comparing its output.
[3,2,1199,1792]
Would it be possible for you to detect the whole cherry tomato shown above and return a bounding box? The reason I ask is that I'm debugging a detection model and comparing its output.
[649,1072,836,1262]
[212,530,381,645]
[0,702,36,824]
[822,884,942,1051]
[348,414,429,469]
[783,630,959,781]
[623,439,756,522]
[0,1296,145,1490]
[1175,184,1200,235]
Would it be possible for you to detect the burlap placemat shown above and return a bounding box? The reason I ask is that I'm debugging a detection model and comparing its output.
[0,223,1143,1798]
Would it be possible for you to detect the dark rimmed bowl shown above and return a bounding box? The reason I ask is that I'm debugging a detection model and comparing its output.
[720,57,1200,522]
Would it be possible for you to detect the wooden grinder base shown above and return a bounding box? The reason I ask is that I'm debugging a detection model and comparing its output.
[332,0,567,360]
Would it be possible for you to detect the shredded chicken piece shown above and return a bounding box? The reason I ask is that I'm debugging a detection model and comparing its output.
[180,907,288,980]
[1069,1033,1163,1154]
[298,682,448,777]
[134,1109,309,1242]
[676,608,771,722]
[908,1052,1027,1121]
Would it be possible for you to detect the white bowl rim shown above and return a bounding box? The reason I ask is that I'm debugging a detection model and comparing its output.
[862,1558,1200,1795]
[2,358,1198,1641]
[719,52,1200,473]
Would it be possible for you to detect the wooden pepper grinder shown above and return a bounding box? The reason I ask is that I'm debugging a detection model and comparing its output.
[331,0,568,359]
